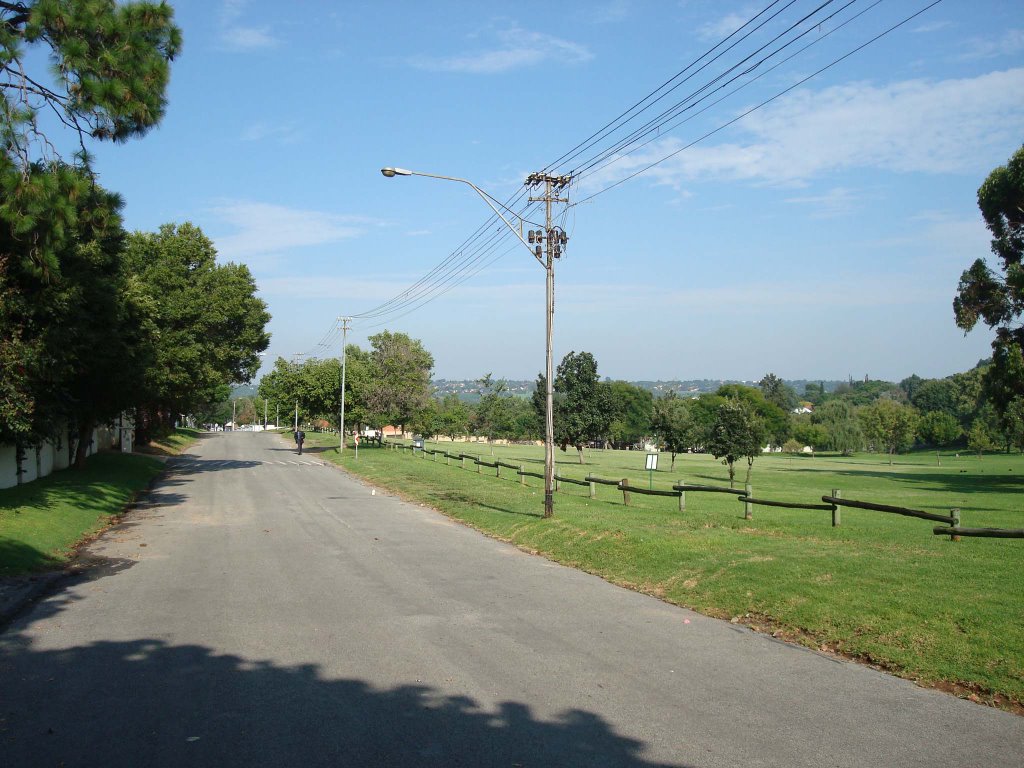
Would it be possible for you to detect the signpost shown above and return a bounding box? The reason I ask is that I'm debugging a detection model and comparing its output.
[645,452,659,489]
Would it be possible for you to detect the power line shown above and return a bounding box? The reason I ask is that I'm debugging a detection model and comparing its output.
[571,0,943,207]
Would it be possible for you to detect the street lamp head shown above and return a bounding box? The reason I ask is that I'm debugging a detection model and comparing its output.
[381,167,413,178]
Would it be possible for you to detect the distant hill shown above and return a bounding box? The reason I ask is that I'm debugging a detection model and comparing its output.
[431,378,847,401]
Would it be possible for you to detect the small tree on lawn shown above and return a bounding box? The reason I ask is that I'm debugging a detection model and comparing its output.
[651,392,694,470]
[860,399,919,465]
[705,398,765,487]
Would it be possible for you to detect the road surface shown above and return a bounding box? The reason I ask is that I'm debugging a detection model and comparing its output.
[1,431,1021,767]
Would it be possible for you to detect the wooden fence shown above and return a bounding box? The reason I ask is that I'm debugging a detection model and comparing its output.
[386,441,1022,542]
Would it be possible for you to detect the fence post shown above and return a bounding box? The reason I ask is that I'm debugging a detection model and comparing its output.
[555,475,560,492]
[621,478,630,506]
[446,452,451,466]
[520,464,526,486]
[678,479,685,511]
[744,483,753,520]
[496,463,501,478]
[461,455,466,470]
[950,507,961,542]
[589,479,596,499]
[477,458,481,474]
[831,489,841,527]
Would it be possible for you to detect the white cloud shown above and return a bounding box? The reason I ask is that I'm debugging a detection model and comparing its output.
[209,201,368,262]
[559,273,948,316]
[219,0,279,51]
[698,11,752,42]
[240,121,303,143]
[589,1,631,25]
[960,29,1024,60]
[784,187,862,218]
[408,26,592,74]
[578,68,1024,190]
[912,20,952,34]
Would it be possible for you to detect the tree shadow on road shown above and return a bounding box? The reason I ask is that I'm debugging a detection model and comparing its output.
[0,635,688,768]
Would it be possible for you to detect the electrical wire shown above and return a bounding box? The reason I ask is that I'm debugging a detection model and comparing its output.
[571,1,942,207]
[289,0,940,354]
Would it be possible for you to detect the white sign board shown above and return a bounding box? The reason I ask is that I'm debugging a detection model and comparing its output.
[645,453,659,471]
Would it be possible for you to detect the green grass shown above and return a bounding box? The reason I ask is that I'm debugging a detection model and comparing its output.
[0,452,164,577]
[306,432,1024,708]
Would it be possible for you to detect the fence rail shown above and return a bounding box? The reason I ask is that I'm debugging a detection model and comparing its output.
[934,526,1024,539]
[584,475,621,486]
[386,442,1017,543]
[671,483,746,495]
[821,495,957,526]
[739,496,834,511]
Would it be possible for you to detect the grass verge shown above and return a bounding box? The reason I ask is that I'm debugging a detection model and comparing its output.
[306,432,1024,712]
[0,452,165,577]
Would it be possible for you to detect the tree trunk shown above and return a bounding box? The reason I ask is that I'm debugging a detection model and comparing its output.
[727,459,735,488]
[577,445,585,464]
[670,451,676,471]
[74,421,92,470]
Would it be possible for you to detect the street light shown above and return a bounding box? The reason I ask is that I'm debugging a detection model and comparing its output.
[381,166,567,518]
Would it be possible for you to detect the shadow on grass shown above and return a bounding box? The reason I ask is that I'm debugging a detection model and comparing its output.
[0,636,683,767]
[776,466,1024,496]
[432,490,544,519]
[0,538,63,578]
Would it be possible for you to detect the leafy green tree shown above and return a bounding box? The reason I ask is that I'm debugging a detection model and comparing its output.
[687,393,724,449]
[791,417,828,453]
[910,378,957,416]
[716,383,788,448]
[859,399,919,464]
[836,379,905,406]
[473,375,509,451]
[125,223,270,441]
[436,393,470,441]
[604,380,653,448]
[917,411,962,447]
[408,398,440,441]
[758,372,797,413]
[363,331,433,434]
[705,398,765,487]
[811,400,862,454]
[534,351,611,464]
[783,438,803,454]
[954,145,1024,418]
[0,1,181,275]
[0,168,155,466]
[1002,398,1024,453]
[651,392,694,470]
[968,421,998,458]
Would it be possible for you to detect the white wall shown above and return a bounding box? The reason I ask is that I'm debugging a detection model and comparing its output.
[0,412,136,491]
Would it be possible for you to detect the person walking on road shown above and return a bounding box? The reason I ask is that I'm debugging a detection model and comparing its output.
[295,429,305,455]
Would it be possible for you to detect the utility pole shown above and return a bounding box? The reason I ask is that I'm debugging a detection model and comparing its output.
[339,316,351,453]
[526,172,571,519]
[231,398,236,432]
[380,166,572,518]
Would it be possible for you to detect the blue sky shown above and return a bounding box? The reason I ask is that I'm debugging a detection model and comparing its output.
[87,1,1024,384]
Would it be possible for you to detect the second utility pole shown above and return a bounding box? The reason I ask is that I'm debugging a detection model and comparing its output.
[339,316,351,453]
[527,172,570,519]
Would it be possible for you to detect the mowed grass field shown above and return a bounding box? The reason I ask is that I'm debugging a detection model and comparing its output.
[304,432,1024,709]
[0,429,198,578]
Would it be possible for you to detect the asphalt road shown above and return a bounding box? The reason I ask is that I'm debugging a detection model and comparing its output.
[1,431,1021,767]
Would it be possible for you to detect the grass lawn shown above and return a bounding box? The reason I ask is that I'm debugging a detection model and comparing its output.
[302,431,1024,710]
[0,429,197,577]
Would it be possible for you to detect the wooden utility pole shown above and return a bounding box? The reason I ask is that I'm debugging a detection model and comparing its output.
[339,316,351,453]
[527,172,571,519]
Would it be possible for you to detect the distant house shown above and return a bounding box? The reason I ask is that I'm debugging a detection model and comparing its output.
[792,402,814,415]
